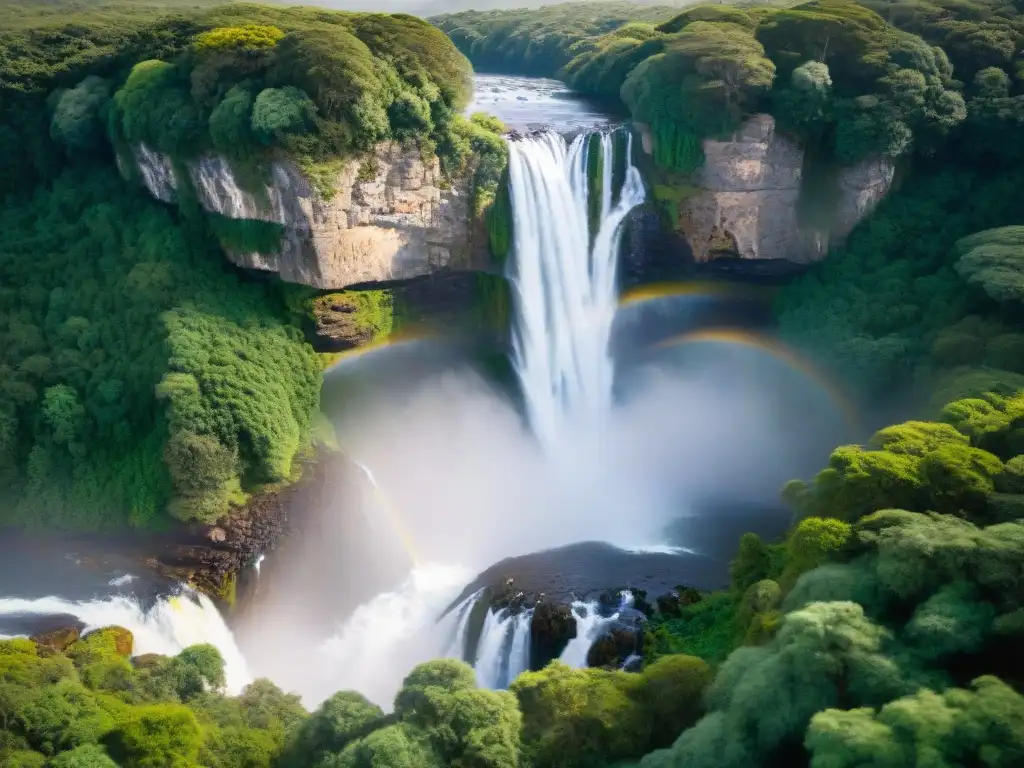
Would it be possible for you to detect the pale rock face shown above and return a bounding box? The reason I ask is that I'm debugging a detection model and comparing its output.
[133,144,178,204]
[832,156,896,240]
[655,114,895,264]
[129,143,476,289]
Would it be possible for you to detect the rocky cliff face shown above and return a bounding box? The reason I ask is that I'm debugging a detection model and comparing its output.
[651,115,895,265]
[129,143,480,290]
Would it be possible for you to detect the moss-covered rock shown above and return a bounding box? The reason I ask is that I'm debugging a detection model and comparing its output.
[30,626,81,655]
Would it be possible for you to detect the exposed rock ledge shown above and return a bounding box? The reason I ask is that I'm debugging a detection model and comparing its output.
[641,114,895,264]
[126,143,482,289]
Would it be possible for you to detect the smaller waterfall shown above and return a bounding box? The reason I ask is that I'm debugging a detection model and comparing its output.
[474,607,534,689]
[558,591,634,668]
[0,592,251,693]
[442,588,484,659]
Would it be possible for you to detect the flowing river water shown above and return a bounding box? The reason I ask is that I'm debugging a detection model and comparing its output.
[0,74,851,707]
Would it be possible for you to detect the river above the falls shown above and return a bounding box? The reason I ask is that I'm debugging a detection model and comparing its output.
[466,73,618,132]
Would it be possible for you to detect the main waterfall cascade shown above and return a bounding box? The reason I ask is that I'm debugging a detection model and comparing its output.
[507,130,645,449]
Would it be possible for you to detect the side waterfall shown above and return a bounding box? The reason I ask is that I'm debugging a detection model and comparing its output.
[0,592,251,693]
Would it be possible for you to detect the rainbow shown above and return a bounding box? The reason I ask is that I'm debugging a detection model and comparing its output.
[618,280,773,308]
[652,328,860,433]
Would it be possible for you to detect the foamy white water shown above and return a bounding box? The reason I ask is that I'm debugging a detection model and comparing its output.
[507,130,645,449]
[0,593,251,693]
[309,563,471,709]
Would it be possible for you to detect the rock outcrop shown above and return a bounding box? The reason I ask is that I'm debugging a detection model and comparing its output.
[129,142,480,290]
[650,115,895,266]
[31,625,81,654]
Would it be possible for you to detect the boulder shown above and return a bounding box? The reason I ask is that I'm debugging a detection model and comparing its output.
[655,586,703,617]
[530,602,576,670]
[82,626,134,656]
[30,625,81,654]
[586,626,640,669]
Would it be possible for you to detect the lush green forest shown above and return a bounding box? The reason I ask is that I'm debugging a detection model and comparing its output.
[4,385,1024,767]
[0,0,491,530]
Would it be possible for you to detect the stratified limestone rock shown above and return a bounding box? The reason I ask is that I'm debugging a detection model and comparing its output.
[129,143,479,289]
[648,115,895,266]
[677,115,825,264]
[833,155,896,240]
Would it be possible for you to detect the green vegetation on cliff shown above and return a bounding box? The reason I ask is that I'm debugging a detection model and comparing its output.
[436,0,1023,172]
[3,2,474,199]
[0,1,480,530]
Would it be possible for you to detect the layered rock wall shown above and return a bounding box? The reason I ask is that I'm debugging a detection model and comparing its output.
[129,143,478,290]
[652,115,895,265]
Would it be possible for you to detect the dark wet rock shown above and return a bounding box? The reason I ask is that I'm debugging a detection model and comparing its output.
[656,586,704,617]
[586,626,639,669]
[151,453,345,607]
[132,653,167,670]
[31,625,81,654]
[445,541,724,615]
[530,602,576,671]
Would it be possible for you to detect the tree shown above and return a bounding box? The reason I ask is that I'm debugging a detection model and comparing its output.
[806,676,1024,767]
[104,704,203,768]
[49,745,119,768]
[50,76,112,153]
[955,227,1024,303]
[250,87,316,145]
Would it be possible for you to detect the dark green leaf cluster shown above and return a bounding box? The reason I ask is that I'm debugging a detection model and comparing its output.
[0,626,306,768]
[0,167,320,529]
[776,164,1024,397]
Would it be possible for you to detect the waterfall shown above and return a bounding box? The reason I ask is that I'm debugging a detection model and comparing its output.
[0,592,251,694]
[558,591,633,668]
[506,129,645,449]
[474,607,534,689]
[442,588,484,659]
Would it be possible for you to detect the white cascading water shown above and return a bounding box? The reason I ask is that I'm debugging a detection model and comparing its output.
[507,130,645,450]
[0,592,251,693]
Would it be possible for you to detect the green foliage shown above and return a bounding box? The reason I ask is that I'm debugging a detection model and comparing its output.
[195,25,285,54]
[51,76,113,154]
[105,703,202,768]
[955,226,1024,303]
[777,164,1024,397]
[209,215,285,255]
[806,675,1024,767]
[0,167,319,529]
[251,87,315,145]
